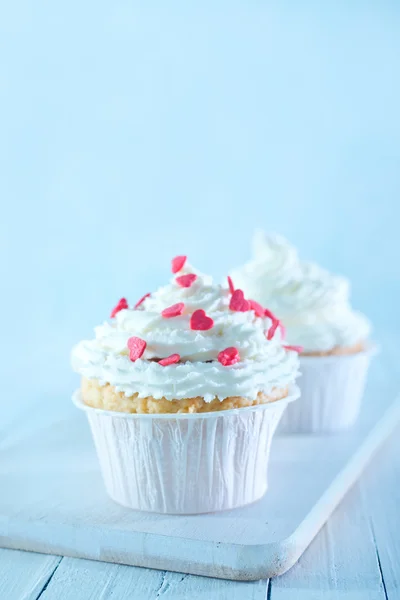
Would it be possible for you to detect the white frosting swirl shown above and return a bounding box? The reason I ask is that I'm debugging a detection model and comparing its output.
[71,261,299,401]
[230,232,371,353]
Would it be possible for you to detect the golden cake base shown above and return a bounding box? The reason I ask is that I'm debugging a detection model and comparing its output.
[81,377,288,414]
[302,341,366,357]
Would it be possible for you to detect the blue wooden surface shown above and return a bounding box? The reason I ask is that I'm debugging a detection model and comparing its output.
[1,425,399,599]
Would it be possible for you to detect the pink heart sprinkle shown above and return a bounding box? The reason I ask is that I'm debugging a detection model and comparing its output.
[264,307,278,322]
[176,273,197,288]
[283,344,303,353]
[134,293,150,309]
[158,353,181,366]
[110,298,128,318]
[249,299,264,317]
[264,307,285,340]
[229,289,250,312]
[266,320,279,340]
[127,336,147,361]
[190,309,214,331]
[227,276,235,294]
[161,303,185,318]
[171,255,187,274]
[218,347,240,366]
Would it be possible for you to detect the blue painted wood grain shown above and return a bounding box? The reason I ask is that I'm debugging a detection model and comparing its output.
[1,433,399,598]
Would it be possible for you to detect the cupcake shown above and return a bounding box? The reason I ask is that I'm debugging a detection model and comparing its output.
[71,256,299,513]
[231,232,374,433]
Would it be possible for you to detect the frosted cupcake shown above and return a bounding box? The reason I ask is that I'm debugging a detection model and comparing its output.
[72,256,299,513]
[231,232,374,433]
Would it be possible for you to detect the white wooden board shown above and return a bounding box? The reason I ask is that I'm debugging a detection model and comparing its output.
[1,355,399,581]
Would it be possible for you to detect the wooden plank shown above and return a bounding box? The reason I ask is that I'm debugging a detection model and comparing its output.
[1,347,399,581]
[37,557,268,599]
[361,433,400,600]
[1,392,399,581]
[0,548,61,600]
[270,483,387,600]
[6,421,396,600]
[3,428,398,600]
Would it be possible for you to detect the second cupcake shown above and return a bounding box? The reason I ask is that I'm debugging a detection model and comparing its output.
[231,232,374,433]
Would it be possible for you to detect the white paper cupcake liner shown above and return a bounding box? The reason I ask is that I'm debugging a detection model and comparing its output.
[278,346,377,434]
[73,387,299,514]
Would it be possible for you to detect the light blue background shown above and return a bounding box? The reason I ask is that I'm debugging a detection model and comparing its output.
[1,2,399,398]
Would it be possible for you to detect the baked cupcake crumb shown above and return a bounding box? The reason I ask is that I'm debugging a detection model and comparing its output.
[301,341,365,357]
[82,377,288,414]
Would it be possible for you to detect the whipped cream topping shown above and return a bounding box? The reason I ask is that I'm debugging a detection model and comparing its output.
[230,232,371,353]
[71,260,299,402]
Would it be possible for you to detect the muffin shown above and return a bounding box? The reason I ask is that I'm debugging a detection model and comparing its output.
[72,256,299,513]
[231,232,375,432]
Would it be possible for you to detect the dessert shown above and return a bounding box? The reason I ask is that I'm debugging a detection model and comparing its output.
[72,257,300,512]
[231,231,371,355]
[231,232,375,432]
